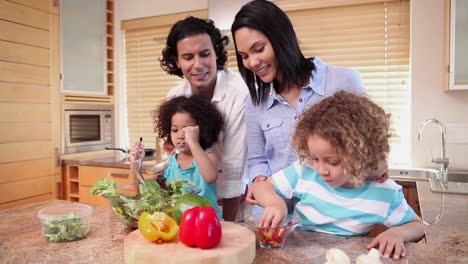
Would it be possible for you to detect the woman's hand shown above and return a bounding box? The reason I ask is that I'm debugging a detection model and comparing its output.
[260,204,287,228]
[367,228,406,260]
[246,175,267,204]
[129,141,145,164]
[182,126,200,148]
[368,161,389,183]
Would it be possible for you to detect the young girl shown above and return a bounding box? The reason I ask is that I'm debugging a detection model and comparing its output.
[131,95,224,219]
[251,91,425,260]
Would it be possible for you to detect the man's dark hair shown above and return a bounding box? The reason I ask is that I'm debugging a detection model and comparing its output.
[160,16,229,77]
[153,95,224,149]
[231,0,315,105]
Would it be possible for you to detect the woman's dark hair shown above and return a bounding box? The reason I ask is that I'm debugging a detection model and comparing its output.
[153,95,224,150]
[231,0,315,105]
[160,16,229,77]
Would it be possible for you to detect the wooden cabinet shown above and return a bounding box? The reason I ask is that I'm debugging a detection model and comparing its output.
[0,0,61,209]
[445,0,468,90]
[62,164,131,205]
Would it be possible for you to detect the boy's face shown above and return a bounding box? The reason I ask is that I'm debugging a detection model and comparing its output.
[176,33,218,95]
[170,111,197,154]
[307,134,354,188]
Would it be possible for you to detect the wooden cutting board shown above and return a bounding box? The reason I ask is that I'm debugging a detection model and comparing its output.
[124,221,256,264]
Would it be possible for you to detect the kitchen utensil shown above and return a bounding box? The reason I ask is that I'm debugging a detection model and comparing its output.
[105,147,156,157]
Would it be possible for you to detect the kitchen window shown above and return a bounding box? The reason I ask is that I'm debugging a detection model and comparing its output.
[123,0,410,166]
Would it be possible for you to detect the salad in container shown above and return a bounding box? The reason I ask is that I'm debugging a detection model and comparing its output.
[90,177,200,228]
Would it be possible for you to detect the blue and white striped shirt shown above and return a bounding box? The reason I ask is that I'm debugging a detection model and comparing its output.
[272,161,416,236]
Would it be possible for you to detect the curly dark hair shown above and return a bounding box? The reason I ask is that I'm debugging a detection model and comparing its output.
[160,16,229,77]
[153,95,224,149]
[293,91,392,182]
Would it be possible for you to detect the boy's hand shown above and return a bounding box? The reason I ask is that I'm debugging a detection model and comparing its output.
[367,228,406,260]
[259,204,287,228]
[182,126,200,148]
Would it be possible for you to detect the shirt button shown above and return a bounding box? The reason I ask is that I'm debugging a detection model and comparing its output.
[299,98,303,102]
[294,115,297,120]
[266,124,270,128]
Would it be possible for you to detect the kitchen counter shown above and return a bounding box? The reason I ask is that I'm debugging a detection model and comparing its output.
[0,181,466,263]
[62,153,132,169]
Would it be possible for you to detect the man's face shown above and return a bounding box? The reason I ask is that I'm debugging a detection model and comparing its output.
[176,33,218,94]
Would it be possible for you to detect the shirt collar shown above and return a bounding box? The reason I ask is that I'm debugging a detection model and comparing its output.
[211,70,227,103]
[309,57,326,97]
[265,57,327,109]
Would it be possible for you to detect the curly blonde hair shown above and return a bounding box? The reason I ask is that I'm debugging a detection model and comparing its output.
[293,91,391,182]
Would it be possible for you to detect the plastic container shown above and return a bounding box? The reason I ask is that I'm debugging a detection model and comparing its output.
[243,213,300,249]
[37,203,93,242]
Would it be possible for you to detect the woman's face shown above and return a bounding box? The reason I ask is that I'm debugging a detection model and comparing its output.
[307,134,355,189]
[234,27,279,83]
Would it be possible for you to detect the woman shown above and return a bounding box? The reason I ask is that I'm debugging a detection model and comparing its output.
[231,0,385,204]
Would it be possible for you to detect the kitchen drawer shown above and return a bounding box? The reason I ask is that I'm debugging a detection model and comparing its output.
[79,185,108,206]
[79,166,131,186]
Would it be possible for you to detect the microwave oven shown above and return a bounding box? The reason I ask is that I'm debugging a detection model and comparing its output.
[62,104,114,154]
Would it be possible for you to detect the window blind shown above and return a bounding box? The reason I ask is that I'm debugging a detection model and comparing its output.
[280,0,411,165]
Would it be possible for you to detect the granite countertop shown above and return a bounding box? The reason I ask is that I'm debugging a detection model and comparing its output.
[0,183,466,263]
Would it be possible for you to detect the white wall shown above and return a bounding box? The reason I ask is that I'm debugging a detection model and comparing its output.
[411,0,468,169]
[115,0,468,169]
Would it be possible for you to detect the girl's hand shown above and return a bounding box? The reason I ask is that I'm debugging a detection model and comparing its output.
[367,228,406,260]
[129,141,145,164]
[182,126,200,148]
[259,204,287,228]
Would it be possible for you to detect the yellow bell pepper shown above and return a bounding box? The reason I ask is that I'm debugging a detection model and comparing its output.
[138,211,178,242]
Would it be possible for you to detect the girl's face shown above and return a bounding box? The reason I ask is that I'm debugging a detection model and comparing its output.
[170,111,197,153]
[234,27,279,83]
[307,134,354,188]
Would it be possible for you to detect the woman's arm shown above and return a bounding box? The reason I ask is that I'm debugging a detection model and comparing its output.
[252,178,288,228]
[367,215,424,260]
[184,126,219,184]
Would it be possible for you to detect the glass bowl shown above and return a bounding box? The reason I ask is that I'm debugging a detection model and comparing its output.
[243,213,300,248]
[37,203,93,242]
[102,182,201,229]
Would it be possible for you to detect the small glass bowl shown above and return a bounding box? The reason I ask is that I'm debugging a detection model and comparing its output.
[37,203,93,242]
[243,213,300,249]
[102,182,201,229]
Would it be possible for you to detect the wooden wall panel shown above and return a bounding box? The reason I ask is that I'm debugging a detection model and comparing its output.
[0,141,51,163]
[0,20,49,48]
[0,123,51,143]
[0,62,50,85]
[0,103,50,122]
[0,193,52,209]
[0,41,49,66]
[0,175,53,203]
[0,82,50,103]
[0,159,51,184]
[0,0,49,30]
[6,0,50,13]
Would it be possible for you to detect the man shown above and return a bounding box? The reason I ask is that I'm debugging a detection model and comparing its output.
[160,16,249,221]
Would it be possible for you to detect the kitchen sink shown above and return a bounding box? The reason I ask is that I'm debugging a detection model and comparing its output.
[389,168,468,195]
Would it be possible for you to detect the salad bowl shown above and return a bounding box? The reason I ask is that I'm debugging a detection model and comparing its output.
[91,178,200,228]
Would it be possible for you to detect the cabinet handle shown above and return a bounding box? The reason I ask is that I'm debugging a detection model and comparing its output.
[111,173,128,178]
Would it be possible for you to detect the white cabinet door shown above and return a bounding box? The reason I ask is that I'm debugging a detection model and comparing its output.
[448,0,468,90]
[61,0,106,94]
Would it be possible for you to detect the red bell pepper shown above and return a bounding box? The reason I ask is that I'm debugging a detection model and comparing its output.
[178,206,222,249]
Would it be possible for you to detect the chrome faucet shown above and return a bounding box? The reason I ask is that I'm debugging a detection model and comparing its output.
[417,119,449,183]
